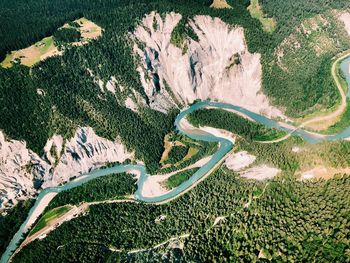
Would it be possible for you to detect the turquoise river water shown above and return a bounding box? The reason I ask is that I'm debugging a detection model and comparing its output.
[1,58,350,263]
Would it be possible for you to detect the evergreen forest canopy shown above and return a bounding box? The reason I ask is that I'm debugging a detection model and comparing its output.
[12,168,350,262]
[1,0,350,170]
[2,0,350,261]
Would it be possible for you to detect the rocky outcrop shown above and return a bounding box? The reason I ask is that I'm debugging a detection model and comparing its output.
[0,132,51,210]
[43,127,133,188]
[225,151,256,171]
[133,12,284,118]
[338,11,350,37]
[0,128,133,211]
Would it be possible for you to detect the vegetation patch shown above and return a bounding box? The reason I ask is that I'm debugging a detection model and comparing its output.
[247,0,276,33]
[46,172,137,210]
[29,205,73,236]
[163,168,200,189]
[170,18,199,54]
[159,132,217,173]
[0,200,34,255]
[210,0,232,9]
[187,108,286,142]
[0,17,101,68]
[165,145,189,165]
[53,27,81,44]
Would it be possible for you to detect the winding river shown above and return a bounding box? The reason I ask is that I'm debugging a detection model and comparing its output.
[1,58,350,263]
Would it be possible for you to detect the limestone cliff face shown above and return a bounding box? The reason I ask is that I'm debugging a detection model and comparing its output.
[0,128,132,211]
[133,12,284,117]
[0,132,51,211]
[42,127,133,188]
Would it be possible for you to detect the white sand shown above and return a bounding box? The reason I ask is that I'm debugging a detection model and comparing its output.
[225,151,256,171]
[141,156,212,198]
[240,165,280,181]
[178,117,235,143]
[178,118,211,136]
[140,175,172,198]
[23,192,58,232]
[199,126,236,143]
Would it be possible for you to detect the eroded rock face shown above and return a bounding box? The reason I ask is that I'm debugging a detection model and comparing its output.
[43,127,133,188]
[0,132,51,210]
[0,128,133,211]
[338,12,350,37]
[133,12,284,118]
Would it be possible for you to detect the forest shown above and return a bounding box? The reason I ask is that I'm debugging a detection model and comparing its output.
[0,200,34,256]
[9,108,350,262]
[1,0,350,172]
[187,108,286,141]
[53,27,81,44]
[45,172,137,211]
[2,0,350,261]
[164,145,189,165]
[12,166,350,262]
[164,168,200,189]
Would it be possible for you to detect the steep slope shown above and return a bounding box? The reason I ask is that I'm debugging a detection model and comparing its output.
[0,128,132,211]
[43,127,133,188]
[133,12,284,118]
[0,132,50,211]
[264,10,350,117]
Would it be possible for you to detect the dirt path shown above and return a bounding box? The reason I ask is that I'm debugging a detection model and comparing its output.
[8,52,350,260]
[127,233,190,254]
[299,51,350,131]
[10,199,136,261]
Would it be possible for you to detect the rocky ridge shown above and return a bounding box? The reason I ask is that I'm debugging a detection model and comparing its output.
[133,12,285,118]
[0,127,132,211]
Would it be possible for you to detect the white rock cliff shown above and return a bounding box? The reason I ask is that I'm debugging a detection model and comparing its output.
[133,12,284,118]
[0,128,133,211]
[0,132,51,210]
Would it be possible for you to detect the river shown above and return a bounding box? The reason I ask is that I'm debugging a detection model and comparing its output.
[1,58,350,263]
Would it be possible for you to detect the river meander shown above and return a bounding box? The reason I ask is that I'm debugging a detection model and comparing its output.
[1,57,350,263]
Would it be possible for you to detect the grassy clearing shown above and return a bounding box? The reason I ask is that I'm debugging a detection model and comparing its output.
[0,17,102,68]
[247,0,276,33]
[160,133,199,168]
[210,0,232,9]
[159,134,186,166]
[29,205,73,236]
[183,147,199,161]
[76,17,102,41]
[163,168,200,189]
[0,37,57,68]
[254,129,287,142]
